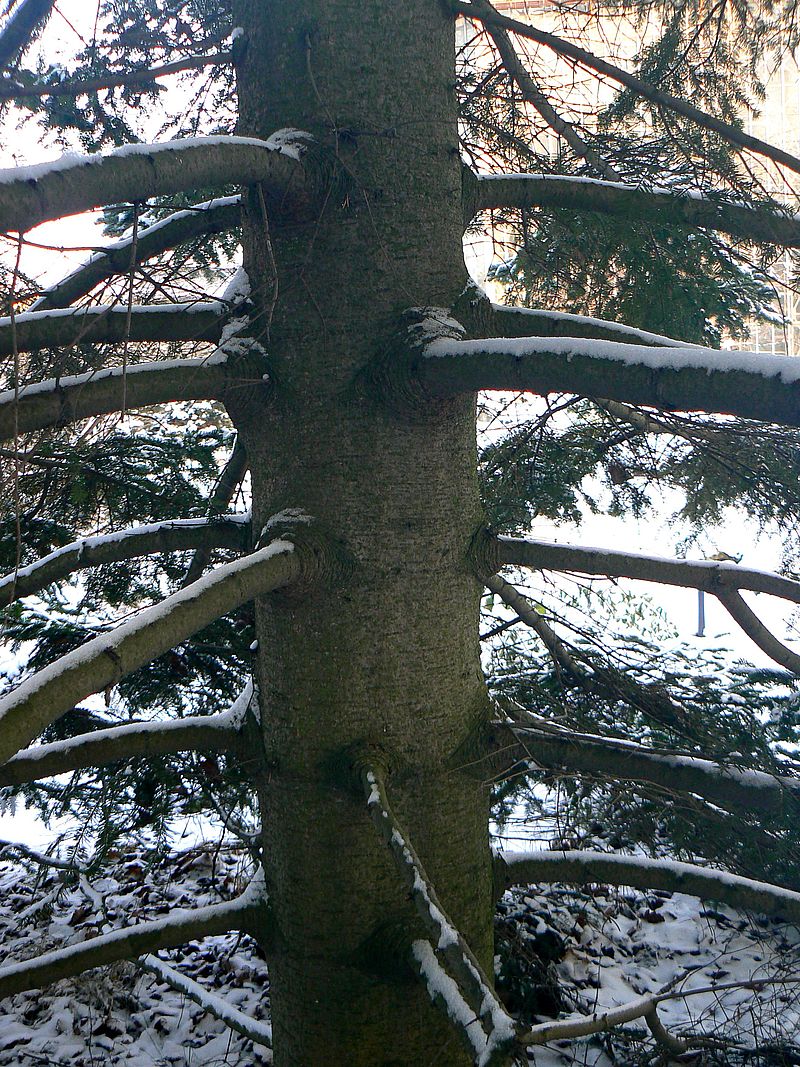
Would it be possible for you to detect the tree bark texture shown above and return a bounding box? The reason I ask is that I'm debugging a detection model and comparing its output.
[231,3,493,1064]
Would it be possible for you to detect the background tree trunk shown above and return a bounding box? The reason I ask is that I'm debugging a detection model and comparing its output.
[231,2,494,1063]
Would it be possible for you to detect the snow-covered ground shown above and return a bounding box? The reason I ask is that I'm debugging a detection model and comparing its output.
[0,843,798,1065]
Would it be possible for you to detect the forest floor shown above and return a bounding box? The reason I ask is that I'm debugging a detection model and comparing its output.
[0,843,798,1065]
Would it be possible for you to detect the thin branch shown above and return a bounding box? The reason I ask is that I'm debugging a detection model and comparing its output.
[0,537,301,764]
[0,873,264,1000]
[418,325,800,427]
[0,357,229,440]
[0,837,83,872]
[485,573,582,679]
[0,134,311,234]
[0,52,229,102]
[465,0,621,181]
[495,848,800,926]
[0,302,224,356]
[31,197,241,313]
[717,589,800,675]
[0,516,251,607]
[464,170,800,248]
[361,764,517,1064]
[452,1,800,179]
[141,953,273,1055]
[481,719,800,818]
[182,441,249,587]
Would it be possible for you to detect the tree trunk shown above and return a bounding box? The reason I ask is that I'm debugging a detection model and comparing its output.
[230,2,494,1064]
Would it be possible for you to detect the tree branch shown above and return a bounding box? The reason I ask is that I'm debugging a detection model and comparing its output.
[495,848,800,925]
[465,0,621,181]
[0,302,223,356]
[464,169,800,248]
[0,536,301,764]
[182,441,249,587]
[141,953,273,1055]
[0,873,264,1000]
[0,133,313,234]
[361,763,517,1064]
[418,326,800,427]
[494,535,800,606]
[485,573,583,679]
[0,713,241,788]
[32,198,241,312]
[0,357,229,440]
[482,719,800,818]
[1,53,230,103]
[0,0,55,72]
[0,516,251,607]
[452,1,800,179]
[716,589,800,675]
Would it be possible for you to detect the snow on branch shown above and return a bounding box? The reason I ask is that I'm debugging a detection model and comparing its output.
[452,1,800,179]
[495,849,800,927]
[495,534,800,605]
[0,870,265,1001]
[0,131,313,234]
[0,710,242,788]
[0,537,300,765]
[360,763,517,1065]
[0,356,228,440]
[495,535,800,674]
[141,953,273,1056]
[0,515,251,607]
[32,198,241,312]
[484,718,800,818]
[0,301,224,355]
[418,324,800,427]
[465,170,800,249]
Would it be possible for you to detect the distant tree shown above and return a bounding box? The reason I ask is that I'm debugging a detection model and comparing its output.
[1,0,800,1063]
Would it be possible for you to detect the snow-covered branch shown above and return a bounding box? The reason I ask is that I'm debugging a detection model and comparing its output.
[495,534,800,605]
[484,719,800,818]
[465,170,800,248]
[0,537,300,765]
[0,516,251,607]
[452,0,800,179]
[0,132,313,235]
[0,873,264,1000]
[141,954,273,1056]
[494,536,800,674]
[418,326,800,427]
[0,357,228,439]
[0,713,241,788]
[0,302,223,354]
[361,764,517,1064]
[495,849,800,926]
[32,199,241,312]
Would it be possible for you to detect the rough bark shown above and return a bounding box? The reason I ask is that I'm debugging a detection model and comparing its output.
[230,3,493,1063]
